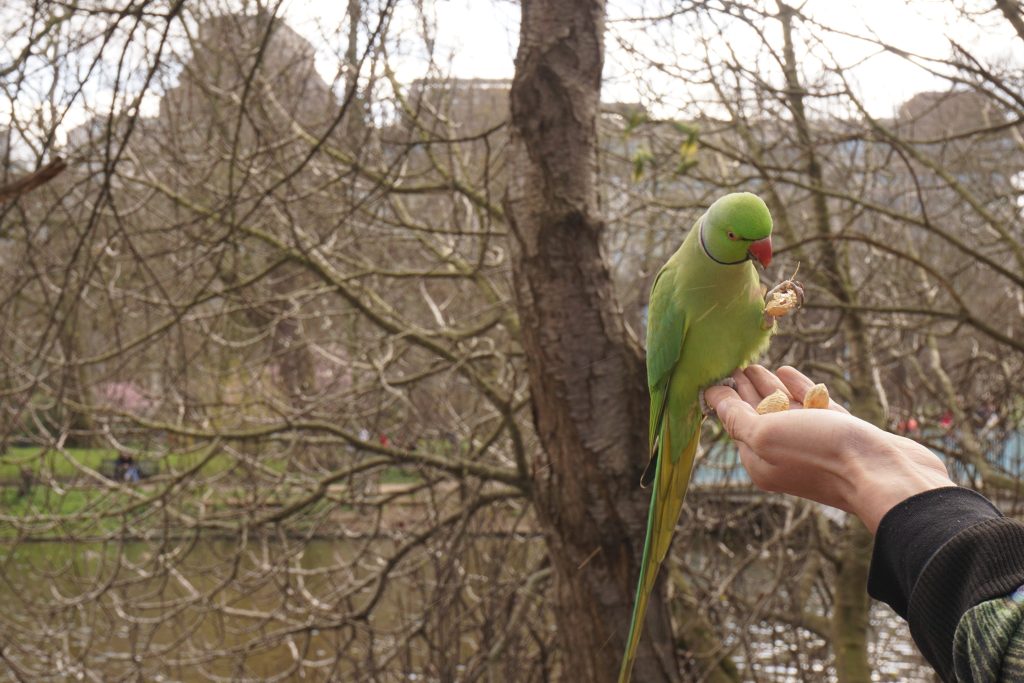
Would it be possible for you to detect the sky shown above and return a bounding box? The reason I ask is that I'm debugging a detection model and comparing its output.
[3,0,1023,146]
[279,0,1023,118]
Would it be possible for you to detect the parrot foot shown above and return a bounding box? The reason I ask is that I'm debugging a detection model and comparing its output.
[700,377,737,417]
[763,279,805,329]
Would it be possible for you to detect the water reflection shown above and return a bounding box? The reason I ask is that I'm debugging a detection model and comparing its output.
[1,532,937,681]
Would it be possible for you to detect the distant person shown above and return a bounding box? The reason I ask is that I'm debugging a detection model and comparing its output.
[975,401,1000,433]
[115,453,139,483]
[114,452,130,480]
[708,365,1024,683]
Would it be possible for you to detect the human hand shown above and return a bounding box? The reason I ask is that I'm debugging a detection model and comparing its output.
[705,365,955,533]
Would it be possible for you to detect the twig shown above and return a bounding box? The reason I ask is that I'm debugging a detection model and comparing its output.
[0,158,67,204]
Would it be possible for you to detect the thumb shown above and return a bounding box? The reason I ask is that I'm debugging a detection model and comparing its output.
[704,384,739,410]
[708,394,759,444]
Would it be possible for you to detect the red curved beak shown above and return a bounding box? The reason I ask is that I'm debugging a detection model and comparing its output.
[748,236,772,268]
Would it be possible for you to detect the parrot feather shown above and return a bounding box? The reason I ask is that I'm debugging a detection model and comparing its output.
[620,420,700,681]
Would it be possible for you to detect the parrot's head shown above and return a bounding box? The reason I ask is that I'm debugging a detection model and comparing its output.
[700,192,773,268]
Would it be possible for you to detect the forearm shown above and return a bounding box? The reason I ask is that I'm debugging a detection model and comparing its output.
[847,432,956,534]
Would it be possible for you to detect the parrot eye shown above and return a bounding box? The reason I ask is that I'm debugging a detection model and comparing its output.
[726,230,737,240]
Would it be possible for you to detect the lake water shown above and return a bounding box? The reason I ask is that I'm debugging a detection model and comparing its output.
[0,533,939,682]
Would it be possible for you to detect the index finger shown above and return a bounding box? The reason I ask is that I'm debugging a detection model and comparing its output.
[777,366,849,415]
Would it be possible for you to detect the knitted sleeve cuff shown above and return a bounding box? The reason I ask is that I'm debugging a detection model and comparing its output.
[868,487,1002,617]
[868,486,1024,679]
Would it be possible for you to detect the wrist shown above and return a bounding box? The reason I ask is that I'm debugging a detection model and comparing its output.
[848,434,955,533]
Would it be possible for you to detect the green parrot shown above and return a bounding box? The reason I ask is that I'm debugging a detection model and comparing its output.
[618,192,802,682]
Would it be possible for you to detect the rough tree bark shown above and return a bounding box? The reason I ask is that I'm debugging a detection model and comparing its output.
[505,1,736,681]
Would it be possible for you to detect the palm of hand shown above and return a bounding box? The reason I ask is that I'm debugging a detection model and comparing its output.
[707,365,953,533]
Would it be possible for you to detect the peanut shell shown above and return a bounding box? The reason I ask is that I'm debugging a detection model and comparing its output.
[803,383,830,410]
[756,389,791,415]
[765,289,798,317]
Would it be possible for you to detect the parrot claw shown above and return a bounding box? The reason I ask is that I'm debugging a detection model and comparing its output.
[763,279,804,328]
[790,280,805,307]
[700,377,737,417]
[765,278,805,306]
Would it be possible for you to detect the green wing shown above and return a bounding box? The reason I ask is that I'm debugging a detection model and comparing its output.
[643,263,687,475]
[619,262,693,683]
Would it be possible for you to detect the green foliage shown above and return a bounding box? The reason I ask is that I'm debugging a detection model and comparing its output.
[627,120,700,181]
[631,146,655,181]
[623,108,649,133]
[672,121,700,175]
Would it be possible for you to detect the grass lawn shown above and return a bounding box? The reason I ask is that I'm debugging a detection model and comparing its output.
[381,466,422,485]
[0,447,113,481]
[0,486,103,517]
[0,446,424,528]
[1,447,426,484]
[0,446,244,483]
[0,486,146,539]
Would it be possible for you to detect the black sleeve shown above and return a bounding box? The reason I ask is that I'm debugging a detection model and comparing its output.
[867,486,1024,681]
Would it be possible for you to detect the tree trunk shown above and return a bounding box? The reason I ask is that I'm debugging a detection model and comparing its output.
[59,311,97,448]
[833,517,874,683]
[505,1,735,680]
[504,3,671,678]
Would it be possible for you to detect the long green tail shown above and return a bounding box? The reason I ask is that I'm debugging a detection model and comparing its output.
[618,426,699,683]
